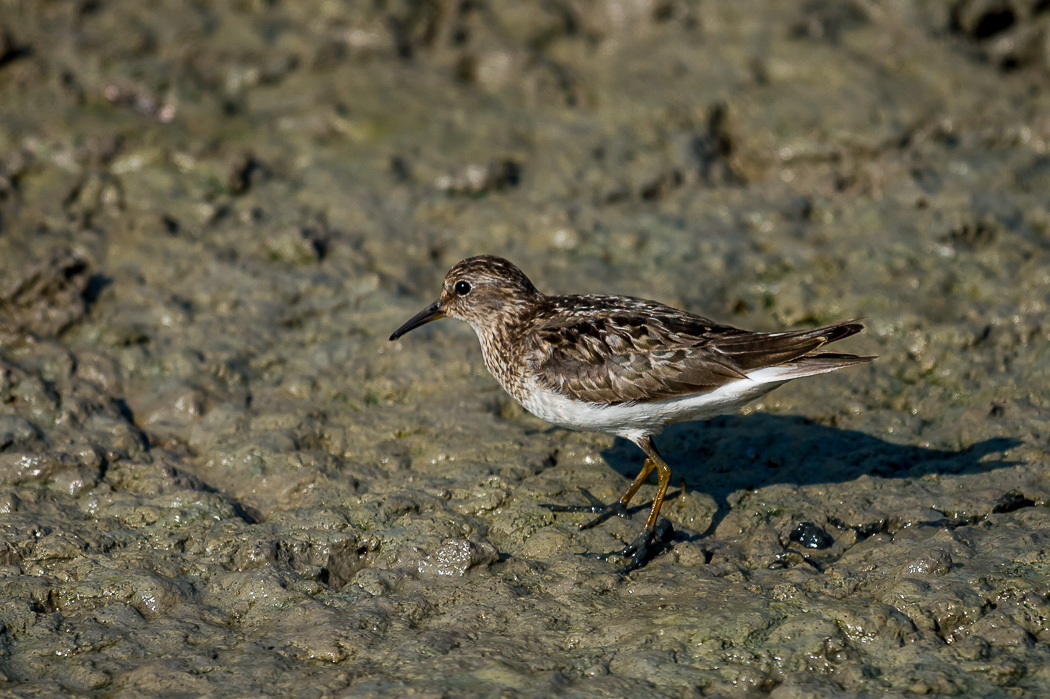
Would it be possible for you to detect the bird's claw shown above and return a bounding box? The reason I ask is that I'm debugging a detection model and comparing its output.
[586,519,676,572]
[542,488,631,529]
[544,487,675,572]
[578,501,630,530]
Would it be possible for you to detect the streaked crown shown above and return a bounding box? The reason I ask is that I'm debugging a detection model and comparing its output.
[439,255,541,329]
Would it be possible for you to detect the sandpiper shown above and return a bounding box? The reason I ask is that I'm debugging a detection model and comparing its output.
[390,255,874,570]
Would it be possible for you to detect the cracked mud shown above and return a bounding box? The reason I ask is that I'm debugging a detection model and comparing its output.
[1,1,1049,696]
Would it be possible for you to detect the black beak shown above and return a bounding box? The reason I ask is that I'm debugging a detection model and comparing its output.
[389,301,445,341]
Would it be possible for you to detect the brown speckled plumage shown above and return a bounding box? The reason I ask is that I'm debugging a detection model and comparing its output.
[390,255,874,571]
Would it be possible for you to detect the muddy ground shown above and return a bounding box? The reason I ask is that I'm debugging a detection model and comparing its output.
[1,0,1049,695]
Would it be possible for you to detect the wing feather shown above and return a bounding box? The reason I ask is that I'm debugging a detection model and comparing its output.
[525,302,865,405]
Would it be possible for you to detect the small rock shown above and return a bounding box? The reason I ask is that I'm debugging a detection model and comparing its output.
[903,548,953,577]
[417,538,498,576]
[789,521,834,549]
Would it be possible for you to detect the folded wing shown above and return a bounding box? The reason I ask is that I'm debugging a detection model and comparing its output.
[526,307,869,405]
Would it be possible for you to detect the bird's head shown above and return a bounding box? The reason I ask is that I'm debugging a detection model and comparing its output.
[389,255,540,341]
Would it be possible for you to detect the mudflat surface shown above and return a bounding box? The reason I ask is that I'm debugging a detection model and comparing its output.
[1,1,1049,695]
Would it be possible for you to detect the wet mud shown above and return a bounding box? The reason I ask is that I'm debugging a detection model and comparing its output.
[1,0,1049,695]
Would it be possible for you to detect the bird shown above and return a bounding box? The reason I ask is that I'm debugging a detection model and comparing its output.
[389,255,874,570]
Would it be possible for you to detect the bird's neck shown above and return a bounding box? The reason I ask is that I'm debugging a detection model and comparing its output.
[470,300,538,397]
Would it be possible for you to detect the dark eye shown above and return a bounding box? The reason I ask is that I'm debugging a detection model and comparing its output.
[454,280,472,296]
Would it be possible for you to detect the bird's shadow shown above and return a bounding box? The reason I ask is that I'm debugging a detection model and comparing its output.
[598,413,1022,539]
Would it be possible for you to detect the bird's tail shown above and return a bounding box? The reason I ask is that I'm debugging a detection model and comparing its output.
[777,320,874,378]
[717,320,874,374]
[776,351,875,379]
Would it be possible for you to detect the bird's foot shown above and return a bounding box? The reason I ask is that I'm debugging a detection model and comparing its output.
[542,488,631,529]
[586,519,675,572]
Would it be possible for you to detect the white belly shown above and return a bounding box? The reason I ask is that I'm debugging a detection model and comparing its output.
[517,366,797,441]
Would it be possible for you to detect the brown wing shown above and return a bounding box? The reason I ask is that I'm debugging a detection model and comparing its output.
[525,299,864,405]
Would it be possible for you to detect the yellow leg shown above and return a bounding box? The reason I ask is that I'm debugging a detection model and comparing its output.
[575,456,656,530]
[637,436,672,532]
[545,455,656,529]
[609,434,673,571]
[617,457,656,507]
[545,434,675,570]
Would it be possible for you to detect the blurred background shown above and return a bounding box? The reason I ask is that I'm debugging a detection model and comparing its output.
[1,1,1049,695]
